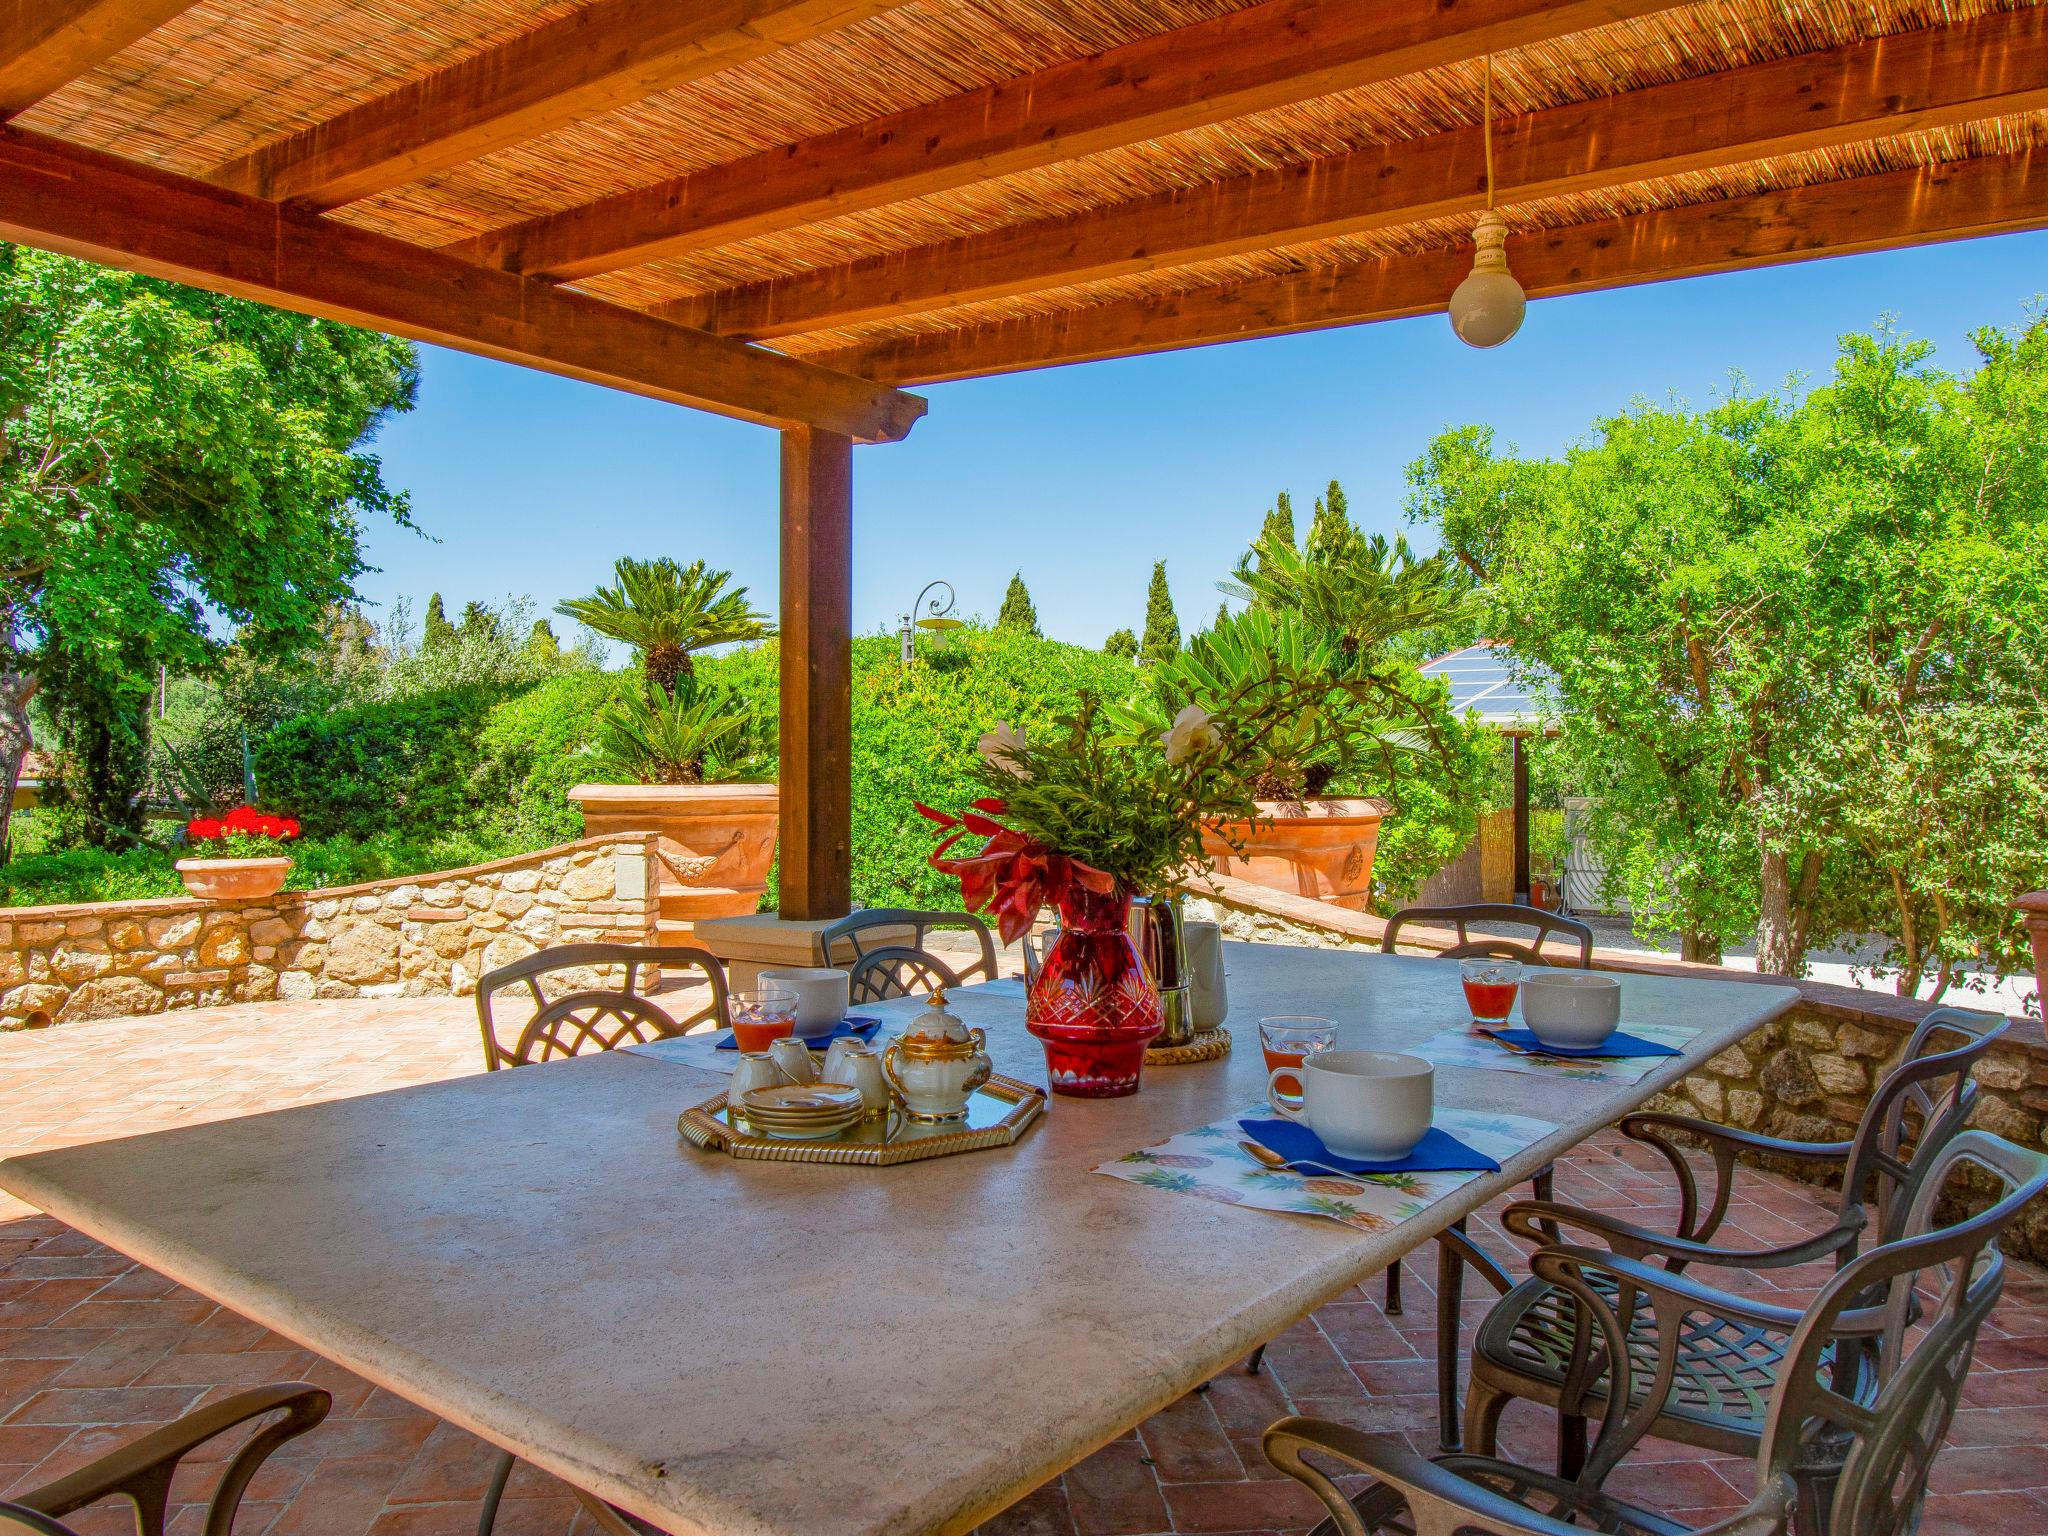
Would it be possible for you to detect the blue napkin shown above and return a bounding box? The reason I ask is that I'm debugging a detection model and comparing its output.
[716,1015,880,1051]
[1484,1027,1678,1059]
[1238,1117,1499,1176]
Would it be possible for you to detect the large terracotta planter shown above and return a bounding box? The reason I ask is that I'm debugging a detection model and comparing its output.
[175,857,291,901]
[1201,797,1385,911]
[569,783,779,939]
[2017,892,2048,1012]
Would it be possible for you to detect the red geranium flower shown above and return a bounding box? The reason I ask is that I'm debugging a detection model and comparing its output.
[187,817,224,840]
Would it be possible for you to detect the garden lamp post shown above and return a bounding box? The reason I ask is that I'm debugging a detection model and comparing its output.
[899,579,961,666]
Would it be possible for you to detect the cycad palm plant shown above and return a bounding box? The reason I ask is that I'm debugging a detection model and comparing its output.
[557,558,776,784]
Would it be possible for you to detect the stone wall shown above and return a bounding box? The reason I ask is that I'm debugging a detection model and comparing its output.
[1187,874,2048,1259]
[0,835,658,1028]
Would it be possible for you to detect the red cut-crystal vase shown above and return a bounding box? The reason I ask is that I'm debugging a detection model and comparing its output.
[1026,883,1162,1097]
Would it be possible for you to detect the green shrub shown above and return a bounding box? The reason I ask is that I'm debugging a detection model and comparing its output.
[473,670,629,840]
[254,685,511,838]
[0,846,184,906]
[703,625,1142,908]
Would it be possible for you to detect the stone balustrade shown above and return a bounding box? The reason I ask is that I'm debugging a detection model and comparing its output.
[1187,873,2048,1260]
[0,835,658,1028]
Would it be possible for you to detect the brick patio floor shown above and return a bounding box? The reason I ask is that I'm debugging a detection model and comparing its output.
[3,1000,2045,1536]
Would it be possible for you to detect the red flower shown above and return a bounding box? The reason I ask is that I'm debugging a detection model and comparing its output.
[187,817,224,840]
[198,806,301,844]
[917,801,1117,945]
[278,817,301,840]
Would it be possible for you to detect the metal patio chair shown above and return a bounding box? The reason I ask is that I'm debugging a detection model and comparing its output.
[1366,904,1593,1324]
[815,907,998,1004]
[1380,902,1596,967]
[1265,1126,2048,1536]
[476,942,728,1070]
[0,1384,329,1536]
[1449,1005,2007,1473]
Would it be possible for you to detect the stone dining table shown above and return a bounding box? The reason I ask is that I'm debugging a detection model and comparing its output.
[0,944,1796,1536]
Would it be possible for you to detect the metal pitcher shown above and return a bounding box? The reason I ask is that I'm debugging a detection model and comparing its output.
[1129,894,1194,1047]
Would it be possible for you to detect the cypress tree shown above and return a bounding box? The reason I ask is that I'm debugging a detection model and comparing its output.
[1103,627,1138,660]
[1141,561,1180,666]
[1306,479,1363,565]
[524,618,562,663]
[422,593,455,651]
[996,571,1042,637]
[1258,490,1297,554]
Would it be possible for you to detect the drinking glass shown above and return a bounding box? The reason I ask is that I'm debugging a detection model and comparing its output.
[1259,1015,1337,1076]
[730,985,799,1053]
[1459,958,1524,1028]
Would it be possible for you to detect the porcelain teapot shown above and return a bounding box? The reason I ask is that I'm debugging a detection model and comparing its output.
[881,988,992,1122]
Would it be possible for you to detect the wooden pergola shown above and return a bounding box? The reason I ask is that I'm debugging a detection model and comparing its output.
[6,0,2044,920]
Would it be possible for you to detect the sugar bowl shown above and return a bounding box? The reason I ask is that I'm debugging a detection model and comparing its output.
[881,988,992,1122]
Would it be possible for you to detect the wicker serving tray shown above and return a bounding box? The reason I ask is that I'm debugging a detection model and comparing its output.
[678,1072,1046,1166]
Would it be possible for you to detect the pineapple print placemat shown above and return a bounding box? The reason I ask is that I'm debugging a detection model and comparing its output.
[1096,1105,1555,1234]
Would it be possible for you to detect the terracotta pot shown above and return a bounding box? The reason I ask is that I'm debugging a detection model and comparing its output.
[175,857,291,901]
[2017,892,2048,1013]
[569,783,779,938]
[1201,797,1385,911]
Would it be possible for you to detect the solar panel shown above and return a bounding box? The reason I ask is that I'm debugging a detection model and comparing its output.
[1417,643,1555,730]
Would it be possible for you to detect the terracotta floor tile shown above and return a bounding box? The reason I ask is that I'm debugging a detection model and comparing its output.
[1064,1440,1170,1536]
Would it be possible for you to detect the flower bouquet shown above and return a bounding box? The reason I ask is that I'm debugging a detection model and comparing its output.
[918,696,1270,1097]
[176,805,301,900]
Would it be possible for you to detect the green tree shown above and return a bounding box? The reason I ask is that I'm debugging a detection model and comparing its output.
[1407,315,2048,990]
[458,600,502,645]
[1141,561,1180,666]
[421,594,456,652]
[996,572,1041,637]
[1306,480,1365,566]
[523,618,562,665]
[0,245,418,847]
[1103,628,1138,660]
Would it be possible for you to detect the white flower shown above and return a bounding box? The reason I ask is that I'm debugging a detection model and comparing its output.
[978,720,1031,779]
[1160,704,1222,766]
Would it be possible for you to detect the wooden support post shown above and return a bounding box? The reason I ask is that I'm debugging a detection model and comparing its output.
[778,426,853,920]
[1511,733,1531,908]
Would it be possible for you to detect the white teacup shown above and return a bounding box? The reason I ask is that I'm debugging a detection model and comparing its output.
[758,966,851,1037]
[1520,972,1622,1051]
[1267,1050,1434,1161]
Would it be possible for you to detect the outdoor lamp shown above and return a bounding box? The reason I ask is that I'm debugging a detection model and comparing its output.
[1448,55,1525,350]
[1448,210,1525,348]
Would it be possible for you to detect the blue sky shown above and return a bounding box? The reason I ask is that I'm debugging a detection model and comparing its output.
[359,230,2048,650]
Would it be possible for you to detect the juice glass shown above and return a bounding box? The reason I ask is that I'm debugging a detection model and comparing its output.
[1259,1016,1336,1107]
[1459,958,1524,1028]
[730,986,799,1053]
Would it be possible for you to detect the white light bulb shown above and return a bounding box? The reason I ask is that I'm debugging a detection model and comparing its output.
[1448,210,1526,349]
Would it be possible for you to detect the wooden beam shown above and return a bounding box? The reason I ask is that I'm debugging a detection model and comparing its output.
[777,425,854,921]
[671,7,2048,340]
[0,0,194,115]
[209,0,906,212]
[450,0,1679,281]
[812,150,2048,384]
[0,125,924,442]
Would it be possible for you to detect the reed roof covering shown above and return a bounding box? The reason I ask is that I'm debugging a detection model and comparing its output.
[9,0,2046,395]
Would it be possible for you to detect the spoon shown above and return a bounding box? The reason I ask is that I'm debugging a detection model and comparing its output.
[1239,1140,1353,1179]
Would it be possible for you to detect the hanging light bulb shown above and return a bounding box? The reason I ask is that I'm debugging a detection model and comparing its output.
[1448,57,1525,349]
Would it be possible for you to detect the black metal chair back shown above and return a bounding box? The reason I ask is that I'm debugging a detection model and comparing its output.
[1832,1006,2008,1255]
[847,946,963,1004]
[815,908,999,988]
[1380,902,1593,967]
[476,943,728,1069]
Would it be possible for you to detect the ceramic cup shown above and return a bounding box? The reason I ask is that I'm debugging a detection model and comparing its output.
[768,1036,820,1086]
[758,966,851,1037]
[822,1038,890,1117]
[728,1052,787,1114]
[1519,972,1622,1051]
[1266,1049,1434,1161]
